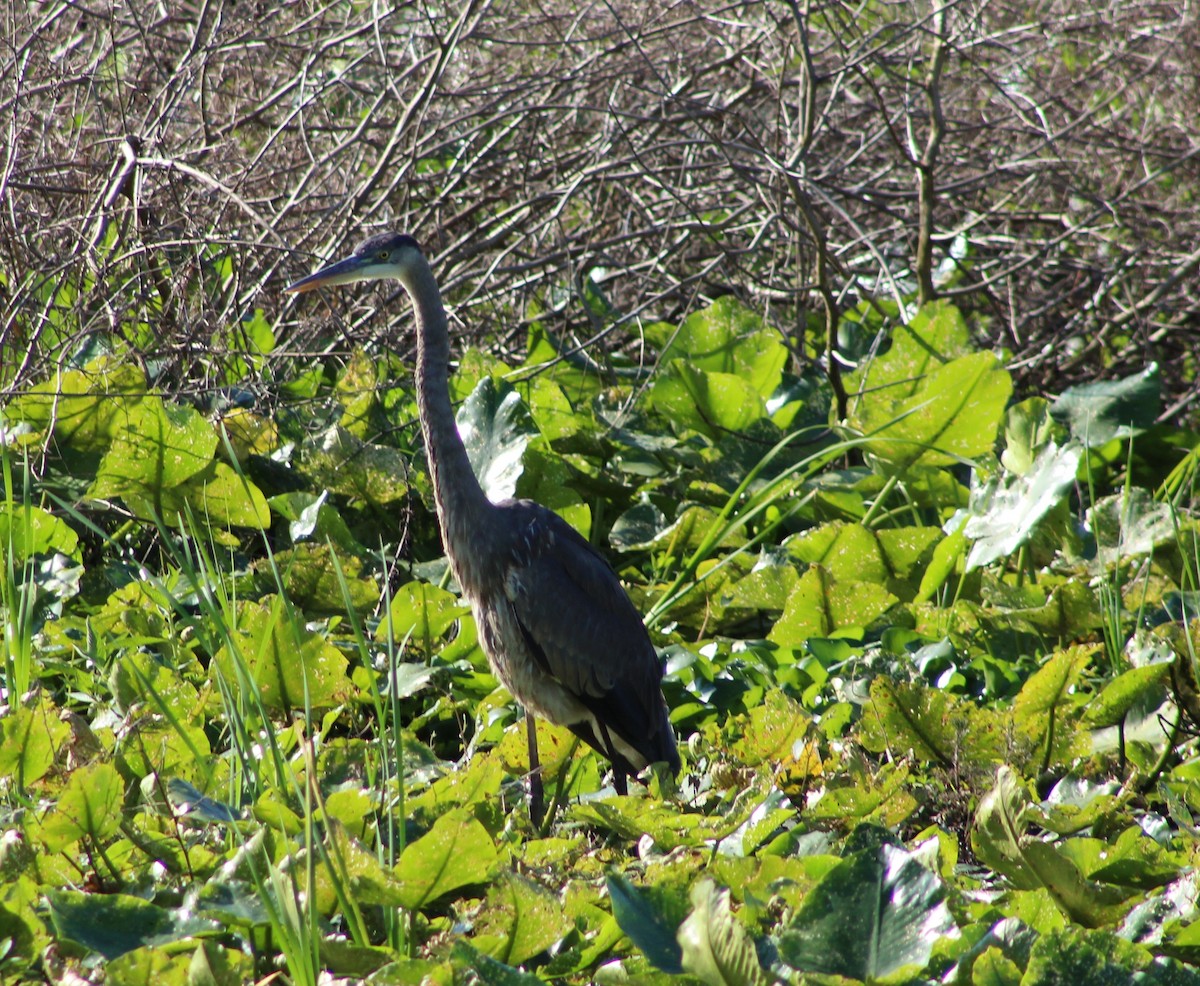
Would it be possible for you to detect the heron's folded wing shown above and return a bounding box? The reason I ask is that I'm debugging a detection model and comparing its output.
[502,507,662,719]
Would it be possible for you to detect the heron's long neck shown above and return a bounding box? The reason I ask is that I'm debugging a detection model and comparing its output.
[402,260,493,596]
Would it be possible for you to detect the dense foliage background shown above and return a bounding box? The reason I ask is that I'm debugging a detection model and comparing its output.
[2,1,1200,984]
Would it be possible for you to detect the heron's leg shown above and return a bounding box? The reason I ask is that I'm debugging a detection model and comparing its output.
[526,711,545,827]
[613,769,629,796]
[596,721,629,795]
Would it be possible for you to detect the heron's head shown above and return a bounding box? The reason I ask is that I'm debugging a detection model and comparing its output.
[285,231,423,294]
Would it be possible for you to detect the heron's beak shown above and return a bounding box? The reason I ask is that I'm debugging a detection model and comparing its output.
[285,255,371,294]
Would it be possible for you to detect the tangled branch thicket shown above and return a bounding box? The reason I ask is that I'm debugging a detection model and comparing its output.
[2,0,1198,421]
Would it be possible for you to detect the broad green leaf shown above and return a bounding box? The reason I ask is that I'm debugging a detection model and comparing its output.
[786,522,888,583]
[806,763,917,828]
[476,872,571,966]
[972,768,1132,926]
[36,762,123,850]
[515,447,591,538]
[381,576,466,646]
[165,779,240,824]
[670,362,768,435]
[263,542,378,613]
[106,941,248,986]
[394,809,499,910]
[524,376,580,443]
[187,460,270,529]
[109,650,202,721]
[450,348,511,403]
[972,767,1041,890]
[875,526,942,582]
[1084,663,1170,728]
[271,491,363,552]
[459,376,537,501]
[678,879,767,986]
[609,501,671,551]
[309,820,408,909]
[606,872,684,974]
[1082,826,1182,888]
[726,559,800,610]
[843,302,973,396]
[1038,775,1123,835]
[6,358,145,451]
[1088,488,1180,565]
[0,697,69,788]
[859,677,1006,769]
[778,844,956,980]
[335,349,384,438]
[211,597,352,712]
[769,566,897,644]
[1020,927,1176,986]
[647,297,787,437]
[1013,645,1094,718]
[90,397,217,502]
[971,946,1023,986]
[46,890,219,961]
[0,505,80,562]
[1049,363,1161,447]
[657,295,788,396]
[574,800,720,848]
[185,941,256,986]
[730,690,810,767]
[960,441,1082,570]
[449,941,545,986]
[916,518,966,603]
[862,351,1012,469]
[846,303,1012,470]
[303,424,411,505]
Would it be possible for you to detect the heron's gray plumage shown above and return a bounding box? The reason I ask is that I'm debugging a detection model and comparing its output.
[286,232,680,810]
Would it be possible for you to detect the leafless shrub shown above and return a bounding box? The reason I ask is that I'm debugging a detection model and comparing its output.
[2,0,1197,421]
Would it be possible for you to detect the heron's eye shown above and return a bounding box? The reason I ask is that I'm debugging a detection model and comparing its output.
[378,250,390,261]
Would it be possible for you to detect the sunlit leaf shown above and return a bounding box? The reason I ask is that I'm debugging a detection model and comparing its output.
[846,303,1013,471]
[210,597,353,712]
[1084,663,1170,728]
[1003,397,1065,475]
[459,376,537,501]
[476,872,571,966]
[607,872,683,974]
[5,357,145,451]
[394,809,499,910]
[972,768,1133,926]
[1050,363,1161,447]
[1013,645,1094,718]
[786,521,888,583]
[778,844,956,980]
[449,941,545,986]
[36,762,123,850]
[0,696,70,788]
[303,424,411,505]
[90,397,217,500]
[678,879,767,986]
[379,580,467,646]
[859,677,1006,769]
[959,441,1083,570]
[769,566,897,644]
[0,504,80,562]
[1088,487,1180,565]
[187,460,270,529]
[46,890,219,961]
[657,295,788,396]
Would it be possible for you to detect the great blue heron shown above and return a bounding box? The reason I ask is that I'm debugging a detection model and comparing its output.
[286,231,680,823]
